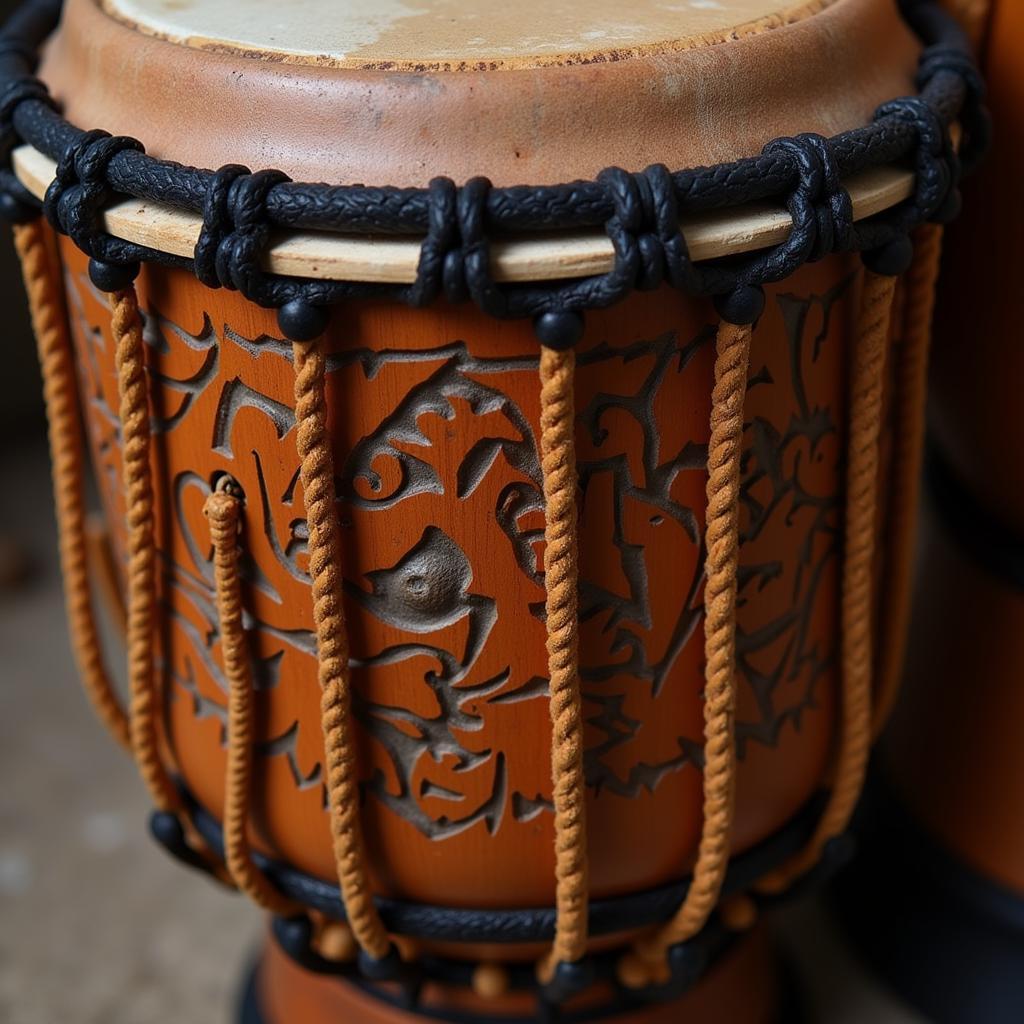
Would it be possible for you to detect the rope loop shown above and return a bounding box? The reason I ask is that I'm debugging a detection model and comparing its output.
[410,175,457,307]
[194,163,250,289]
[763,133,853,266]
[42,128,144,256]
[639,162,702,294]
[916,43,990,174]
[0,164,37,222]
[0,38,42,69]
[445,176,505,316]
[598,166,663,293]
[0,72,51,151]
[872,96,952,224]
[209,167,291,297]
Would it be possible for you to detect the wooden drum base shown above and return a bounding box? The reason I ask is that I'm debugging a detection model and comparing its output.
[239,927,794,1024]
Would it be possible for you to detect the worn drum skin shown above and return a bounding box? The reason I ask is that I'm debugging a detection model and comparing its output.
[31,0,927,1020]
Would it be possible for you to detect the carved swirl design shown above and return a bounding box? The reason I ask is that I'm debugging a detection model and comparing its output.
[63,248,847,893]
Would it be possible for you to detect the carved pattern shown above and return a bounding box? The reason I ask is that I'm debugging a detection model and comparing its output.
[65,266,845,843]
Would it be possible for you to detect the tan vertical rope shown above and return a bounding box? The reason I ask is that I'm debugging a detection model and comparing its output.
[536,345,589,981]
[872,226,943,736]
[204,485,299,916]
[620,320,750,986]
[758,269,896,895]
[111,283,181,814]
[14,221,130,750]
[291,334,391,961]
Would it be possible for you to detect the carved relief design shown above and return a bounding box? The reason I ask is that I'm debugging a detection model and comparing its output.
[62,243,851,899]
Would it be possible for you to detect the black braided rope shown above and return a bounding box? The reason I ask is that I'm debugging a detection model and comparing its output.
[168,790,846,1019]
[180,791,828,943]
[0,0,989,333]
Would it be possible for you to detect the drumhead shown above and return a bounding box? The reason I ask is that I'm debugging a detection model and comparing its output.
[102,0,836,70]
[44,0,920,185]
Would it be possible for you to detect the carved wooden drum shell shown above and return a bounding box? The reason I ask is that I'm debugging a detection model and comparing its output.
[43,0,916,934]
[64,245,851,905]
[9,0,976,1014]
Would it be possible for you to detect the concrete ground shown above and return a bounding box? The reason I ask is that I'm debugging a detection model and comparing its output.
[0,438,920,1023]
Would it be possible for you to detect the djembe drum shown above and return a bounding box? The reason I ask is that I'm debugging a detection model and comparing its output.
[0,0,985,1021]
[834,2,1024,1022]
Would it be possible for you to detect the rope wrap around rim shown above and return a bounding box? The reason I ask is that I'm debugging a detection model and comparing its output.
[0,0,989,333]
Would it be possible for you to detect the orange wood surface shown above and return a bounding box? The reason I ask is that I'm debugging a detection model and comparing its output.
[61,240,859,925]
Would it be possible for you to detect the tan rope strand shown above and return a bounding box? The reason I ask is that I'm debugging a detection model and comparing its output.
[759,270,896,894]
[291,335,390,960]
[111,284,181,813]
[14,222,130,750]
[631,320,750,973]
[872,226,943,736]
[537,346,589,978]
[204,488,299,916]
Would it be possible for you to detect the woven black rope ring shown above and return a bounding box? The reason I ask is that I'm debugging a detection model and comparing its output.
[0,0,990,339]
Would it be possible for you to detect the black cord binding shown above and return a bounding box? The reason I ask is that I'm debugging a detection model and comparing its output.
[167,790,849,1022]
[0,0,990,339]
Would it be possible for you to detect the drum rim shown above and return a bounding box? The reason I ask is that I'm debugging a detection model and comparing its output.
[10,144,921,286]
[184,789,829,942]
[174,790,839,1018]
[0,0,987,331]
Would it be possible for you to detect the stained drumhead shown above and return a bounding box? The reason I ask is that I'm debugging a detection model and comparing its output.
[50,0,919,187]
[101,0,836,70]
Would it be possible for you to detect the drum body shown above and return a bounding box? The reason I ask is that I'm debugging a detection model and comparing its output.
[6,0,977,1020]
[62,241,853,904]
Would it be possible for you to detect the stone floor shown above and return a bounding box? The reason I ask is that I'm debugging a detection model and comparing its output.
[0,437,921,1023]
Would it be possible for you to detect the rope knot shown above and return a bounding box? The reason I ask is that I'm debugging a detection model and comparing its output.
[408,176,507,316]
[873,96,953,223]
[194,165,290,296]
[410,176,456,307]
[596,165,714,297]
[202,488,241,534]
[42,129,144,255]
[195,163,249,289]
[640,163,702,293]
[452,177,507,315]
[763,133,852,264]
[598,166,663,292]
